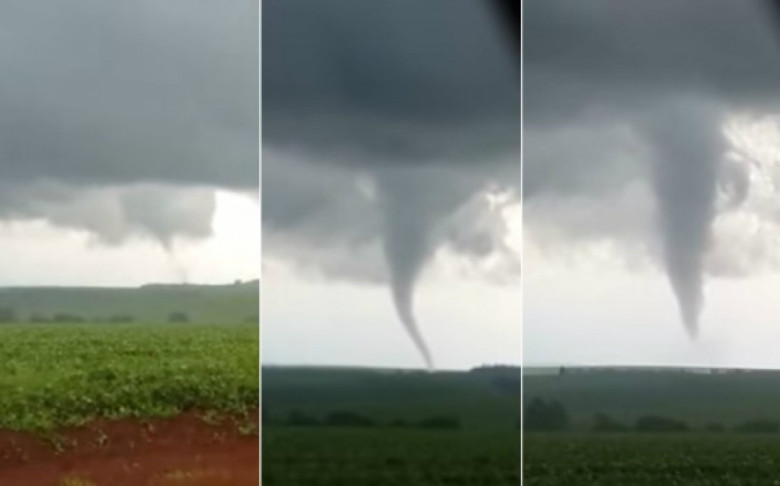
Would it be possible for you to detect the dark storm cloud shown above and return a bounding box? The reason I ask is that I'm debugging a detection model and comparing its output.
[262,0,519,248]
[524,0,780,127]
[524,0,780,333]
[0,1,257,242]
[263,0,518,162]
[0,0,257,188]
[263,0,519,367]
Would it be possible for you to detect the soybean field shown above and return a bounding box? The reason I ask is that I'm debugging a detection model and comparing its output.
[0,282,260,485]
[524,367,780,485]
[525,433,780,486]
[262,366,521,485]
[0,322,259,430]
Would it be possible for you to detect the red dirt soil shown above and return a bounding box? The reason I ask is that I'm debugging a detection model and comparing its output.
[0,411,259,486]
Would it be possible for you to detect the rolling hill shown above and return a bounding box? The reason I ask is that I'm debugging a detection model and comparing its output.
[0,280,259,323]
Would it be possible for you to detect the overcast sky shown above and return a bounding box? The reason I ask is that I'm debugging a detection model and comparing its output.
[0,0,258,286]
[525,0,780,367]
[262,0,520,370]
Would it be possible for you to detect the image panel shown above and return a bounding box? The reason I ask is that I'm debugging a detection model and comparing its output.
[0,1,259,484]
[262,0,520,484]
[524,0,780,483]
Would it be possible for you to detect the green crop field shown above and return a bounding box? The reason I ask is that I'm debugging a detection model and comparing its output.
[524,433,780,486]
[264,428,520,486]
[0,322,259,430]
[524,369,780,428]
[524,368,780,485]
[263,366,520,485]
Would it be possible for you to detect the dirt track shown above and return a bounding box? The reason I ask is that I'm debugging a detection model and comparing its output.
[0,411,259,486]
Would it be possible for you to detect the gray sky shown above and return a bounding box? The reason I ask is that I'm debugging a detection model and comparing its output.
[0,0,258,286]
[262,0,520,370]
[525,0,780,367]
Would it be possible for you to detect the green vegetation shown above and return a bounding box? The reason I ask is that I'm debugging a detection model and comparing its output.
[524,398,569,431]
[263,366,520,485]
[263,366,519,429]
[0,322,258,430]
[524,369,780,428]
[263,428,519,485]
[524,368,780,484]
[525,433,780,485]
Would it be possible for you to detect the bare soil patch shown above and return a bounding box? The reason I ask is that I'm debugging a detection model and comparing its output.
[0,411,259,486]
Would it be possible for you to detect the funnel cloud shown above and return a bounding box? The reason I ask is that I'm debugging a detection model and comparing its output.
[643,102,724,336]
[375,167,484,368]
[525,0,780,336]
[263,0,519,367]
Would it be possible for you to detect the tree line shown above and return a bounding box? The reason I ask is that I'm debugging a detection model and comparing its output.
[263,408,461,430]
[0,306,190,324]
[525,397,780,433]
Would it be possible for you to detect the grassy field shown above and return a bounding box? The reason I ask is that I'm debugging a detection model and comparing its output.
[525,433,780,486]
[263,366,520,485]
[524,368,780,485]
[0,280,259,324]
[0,322,259,430]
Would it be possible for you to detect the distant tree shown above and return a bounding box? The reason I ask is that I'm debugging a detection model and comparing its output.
[389,418,409,428]
[53,313,84,323]
[286,410,319,427]
[705,423,725,433]
[592,413,628,432]
[325,411,376,427]
[418,415,461,430]
[469,364,522,375]
[109,314,134,323]
[244,314,259,324]
[635,415,689,433]
[524,398,570,431]
[735,419,780,433]
[0,307,16,324]
[492,376,521,396]
[29,314,50,323]
[168,311,189,323]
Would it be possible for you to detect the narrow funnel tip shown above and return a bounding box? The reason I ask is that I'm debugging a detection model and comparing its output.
[684,322,698,340]
[682,310,699,340]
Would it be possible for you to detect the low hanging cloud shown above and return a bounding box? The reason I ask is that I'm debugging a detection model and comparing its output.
[0,0,258,244]
[0,182,215,247]
[263,0,520,367]
[524,0,780,335]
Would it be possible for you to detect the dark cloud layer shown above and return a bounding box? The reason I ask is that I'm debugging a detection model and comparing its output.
[0,0,258,188]
[524,0,780,127]
[524,0,780,334]
[0,1,257,243]
[263,0,517,161]
[0,181,215,246]
[263,0,520,367]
